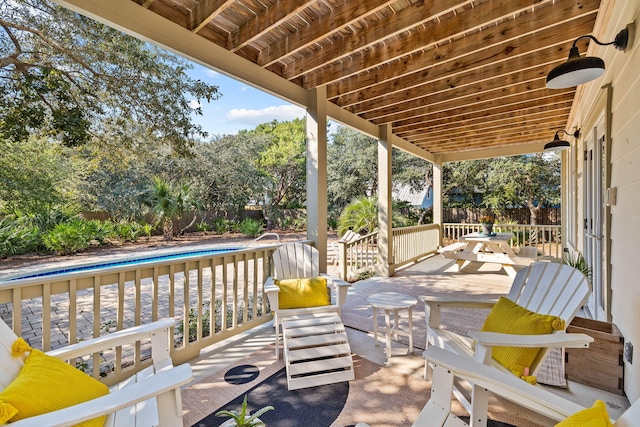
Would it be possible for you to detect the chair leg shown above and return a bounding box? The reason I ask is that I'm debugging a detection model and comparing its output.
[274,313,280,358]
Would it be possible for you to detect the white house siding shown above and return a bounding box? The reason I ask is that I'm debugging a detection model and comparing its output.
[571,0,640,401]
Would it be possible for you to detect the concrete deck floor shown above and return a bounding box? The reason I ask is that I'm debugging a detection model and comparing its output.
[187,255,631,426]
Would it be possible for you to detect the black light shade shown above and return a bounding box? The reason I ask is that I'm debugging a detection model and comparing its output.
[543,129,579,152]
[546,47,605,89]
[546,26,630,89]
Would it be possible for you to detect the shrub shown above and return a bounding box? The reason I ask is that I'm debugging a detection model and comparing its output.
[0,217,41,258]
[42,219,93,255]
[239,218,263,237]
[212,218,230,234]
[195,220,212,233]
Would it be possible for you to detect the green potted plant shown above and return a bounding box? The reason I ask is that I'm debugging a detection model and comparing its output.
[479,216,495,235]
[215,395,274,427]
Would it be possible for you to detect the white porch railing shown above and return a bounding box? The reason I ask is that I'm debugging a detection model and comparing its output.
[338,224,441,280]
[0,244,285,385]
[442,223,562,259]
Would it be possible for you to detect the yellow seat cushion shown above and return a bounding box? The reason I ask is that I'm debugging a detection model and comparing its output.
[555,400,613,427]
[275,276,330,309]
[0,338,109,427]
[480,297,565,380]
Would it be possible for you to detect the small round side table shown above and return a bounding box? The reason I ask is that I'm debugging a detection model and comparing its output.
[367,292,417,359]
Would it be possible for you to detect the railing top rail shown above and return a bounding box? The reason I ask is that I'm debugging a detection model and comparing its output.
[0,242,291,288]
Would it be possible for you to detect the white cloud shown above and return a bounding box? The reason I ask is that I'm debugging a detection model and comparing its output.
[225,105,305,126]
[204,69,221,79]
[188,100,201,109]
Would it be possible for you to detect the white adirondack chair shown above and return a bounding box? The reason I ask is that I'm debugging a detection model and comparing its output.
[420,261,594,420]
[264,242,355,390]
[0,317,192,427]
[414,347,639,427]
[329,230,361,265]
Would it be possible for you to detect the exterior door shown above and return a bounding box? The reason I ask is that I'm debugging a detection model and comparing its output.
[583,119,606,320]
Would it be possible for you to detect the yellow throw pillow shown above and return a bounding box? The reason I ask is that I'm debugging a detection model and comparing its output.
[275,276,330,309]
[555,400,614,427]
[480,297,565,381]
[0,338,109,427]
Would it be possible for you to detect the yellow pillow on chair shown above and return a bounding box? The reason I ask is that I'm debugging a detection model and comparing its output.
[480,297,565,382]
[0,338,108,427]
[555,400,614,427]
[275,277,330,309]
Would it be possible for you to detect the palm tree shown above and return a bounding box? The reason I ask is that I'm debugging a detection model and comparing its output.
[146,177,180,240]
[337,196,411,236]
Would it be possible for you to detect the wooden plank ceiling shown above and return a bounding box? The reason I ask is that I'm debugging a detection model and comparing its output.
[136,0,601,156]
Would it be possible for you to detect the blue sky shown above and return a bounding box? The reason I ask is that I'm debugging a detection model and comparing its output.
[187,63,306,137]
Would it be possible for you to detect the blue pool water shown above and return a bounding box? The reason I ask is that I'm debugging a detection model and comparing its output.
[3,247,245,282]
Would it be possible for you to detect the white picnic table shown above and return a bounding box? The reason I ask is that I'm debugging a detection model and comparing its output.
[438,232,537,277]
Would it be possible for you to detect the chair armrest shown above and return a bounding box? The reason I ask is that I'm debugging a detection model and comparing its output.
[420,296,498,329]
[469,331,594,348]
[419,295,499,309]
[46,318,175,371]
[423,347,583,422]
[469,331,594,364]
[264,276,279,312]
[321,274,351,308]
[8,363,193,427]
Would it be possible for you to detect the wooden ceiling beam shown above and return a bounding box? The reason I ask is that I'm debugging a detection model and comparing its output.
[415,126,567,153]
[392,100,574,134]
[257,0,400,67]
[188,0,234,33]
[356,69,547,119]
[391,91,575,130]
[291,0,539,82]
[326,3,599,100]
[409,118,568,146]
[228,0,316,52]
[367,81,558,124]
[397,104,572,136]
[398,108,571,140]
[298,0,599,88]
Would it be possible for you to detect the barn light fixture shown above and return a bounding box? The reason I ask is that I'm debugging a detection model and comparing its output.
[546,24,632,89]
[544,129,580,152]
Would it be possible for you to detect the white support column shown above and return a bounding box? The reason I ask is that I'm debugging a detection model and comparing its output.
[432,161,443,231]
[306,86,328,272]
[376,124,394,277]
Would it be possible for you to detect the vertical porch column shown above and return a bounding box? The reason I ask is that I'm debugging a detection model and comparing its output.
[376,124,394,277]
[306,86,328,272]
[432,161,443,243]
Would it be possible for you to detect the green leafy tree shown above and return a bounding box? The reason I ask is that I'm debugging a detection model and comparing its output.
[0,137,77,215]
[328,126,432,218]
[0,0,220,151]
[442,159,490,208]
[252,119,306,226]
[485,154,560,225]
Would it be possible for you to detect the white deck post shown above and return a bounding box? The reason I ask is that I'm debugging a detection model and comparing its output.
[377,124,394,277]
[306,86,329,272]
[433,161,443,231]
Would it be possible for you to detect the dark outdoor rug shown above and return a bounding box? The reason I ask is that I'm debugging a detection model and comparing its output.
[193,367,349,426]
[182,344,543,427]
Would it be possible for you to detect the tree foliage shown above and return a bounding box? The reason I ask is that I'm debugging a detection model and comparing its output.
[0,136,77,214]
[0,0,220,152]
[327,126,432,218]
[443,154,561,224]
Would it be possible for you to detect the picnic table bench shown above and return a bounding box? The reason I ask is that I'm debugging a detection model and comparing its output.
[439,232,537,277]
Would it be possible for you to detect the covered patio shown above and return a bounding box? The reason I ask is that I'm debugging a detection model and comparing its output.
[3,0,640,424]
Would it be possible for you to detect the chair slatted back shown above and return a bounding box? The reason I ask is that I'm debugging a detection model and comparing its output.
[507,261,591,324]
[0,318,24,391]
[272,242,319,280]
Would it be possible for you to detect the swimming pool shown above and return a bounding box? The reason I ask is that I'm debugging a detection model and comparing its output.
[1,246,246,282]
